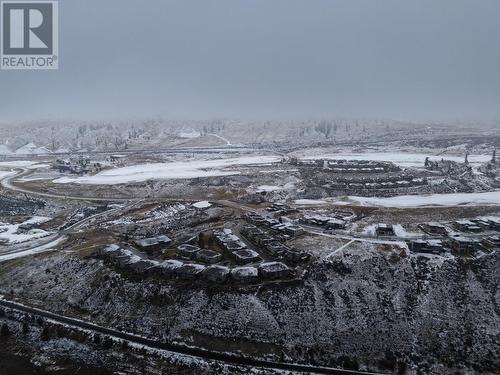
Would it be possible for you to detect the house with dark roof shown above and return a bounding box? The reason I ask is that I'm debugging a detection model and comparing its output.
[454,220,482,233]
[201,265,230,283]
[158,259,184,277]
[176,263,206,280]
[195,249,222,264]
[419,222,448,235]
[258,262,293,280]
[231,266,259,283]
[449,236,479,254]
[231,249,261,264]
[375,224,395,236]
[177,244,201,259]
[134,235,171,254]
[482,235,500,249]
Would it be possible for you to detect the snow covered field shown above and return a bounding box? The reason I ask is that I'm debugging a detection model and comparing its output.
[0,216,53,245]
[294,199,328,205]
[0,160,41,168]
[301,152,490,168]
[256,185,282,193]
[0,170,14,180]
[178,130,201,138]
[53,155,281,185]
[337,191,500,207]
[0,236,65,262]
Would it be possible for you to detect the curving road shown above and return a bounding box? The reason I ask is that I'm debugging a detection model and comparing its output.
[1,168,139,202]
[0,169,451,247]
[0,171,144,262]
[0,162,457,373]
[0,296,384,375]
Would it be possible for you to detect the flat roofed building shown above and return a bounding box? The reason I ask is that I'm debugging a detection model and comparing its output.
[410,239,445,254]
[231,249,262,264]
[231,266,259,283]
[454,220,483,233]
[326,218,346,229]
[420,222,448,235]
[158,259,184,276]
[214,228,247,251]
[176,263,206,280]
[471,219,492,229]
[134,235,172,254]
[375,224,395,236]
[266,241,290,256]
[195,249,222,264]
[283,224,304,236]
[100,244,122,257]
[201,265,230,283]
[282,247,309,263]
[128,259,159,274]
[482,235,500,248]
[450,236,479,253]
[258,261,293,280]
[486,217,500,230]
[177,244,201,259]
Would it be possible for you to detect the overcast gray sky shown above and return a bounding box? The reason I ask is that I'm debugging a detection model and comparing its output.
[1,0,500,122]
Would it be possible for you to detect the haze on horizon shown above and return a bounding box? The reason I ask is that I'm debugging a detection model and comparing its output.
[1,0,500,123]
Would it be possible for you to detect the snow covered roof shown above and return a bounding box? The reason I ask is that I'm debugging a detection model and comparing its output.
[160,259,184,270]
[231,266,258,277]
[103,244,120,253]
[126,255,142,264]
[135,235,171,247]
[427,222,445,227]
[455,220,475,225]
[177,263,206,275]
[452,236,478,243]
[259,261,290,272]
[426,240,443,246]
[232,249,260,259]
[193,201,212,208]
[328,218,345,225]
[376,223,393,228]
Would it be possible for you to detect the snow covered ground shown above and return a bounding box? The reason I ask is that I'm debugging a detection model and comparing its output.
[0,216,53,245]
[0,144,12,155]
[209,133,232,146]
[178,130,201,138]
[294,199,328,205]
[256,185,283,193]
[0,160,40,168]
[0,236,65,262]
[192,201,212,208]
[53,155,281,185]
[361,224,419,238]
[335,191,500,207]
[300,152,490,168]
[0,170,14,180]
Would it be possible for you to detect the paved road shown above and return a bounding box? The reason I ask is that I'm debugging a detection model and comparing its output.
[0,186,142,261]
[325,239,355,259]
[4,169,495,253]
[1,168,140,202]
[0,296,384,375]
[2,168,234,205]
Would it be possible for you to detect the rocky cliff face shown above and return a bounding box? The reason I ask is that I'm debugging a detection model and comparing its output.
[1,248,498,374]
